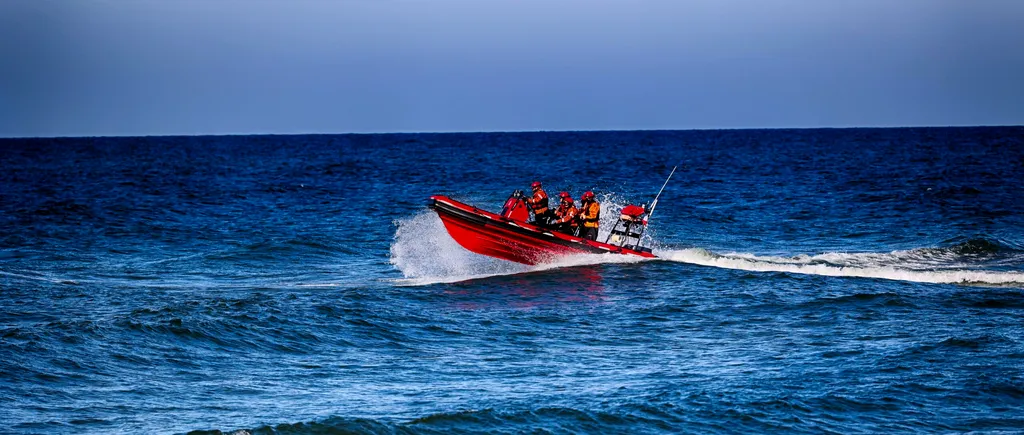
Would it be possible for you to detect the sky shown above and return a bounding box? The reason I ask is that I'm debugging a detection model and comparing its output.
[1,0,1023,137]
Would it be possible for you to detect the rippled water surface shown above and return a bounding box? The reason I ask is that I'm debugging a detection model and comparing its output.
[2,128,1023,434]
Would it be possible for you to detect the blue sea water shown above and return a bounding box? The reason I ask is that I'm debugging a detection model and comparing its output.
[1,127,1023,434]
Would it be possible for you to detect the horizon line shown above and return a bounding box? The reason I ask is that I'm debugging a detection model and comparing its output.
[2,123,1022,140]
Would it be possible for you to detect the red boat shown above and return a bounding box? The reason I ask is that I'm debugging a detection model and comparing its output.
[429,191,657,265]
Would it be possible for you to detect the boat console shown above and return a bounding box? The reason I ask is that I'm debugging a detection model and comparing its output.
[500,190,530,222]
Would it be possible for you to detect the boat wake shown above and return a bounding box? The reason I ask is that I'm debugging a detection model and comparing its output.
[658,243,1024,287]
[392,209,1023,288]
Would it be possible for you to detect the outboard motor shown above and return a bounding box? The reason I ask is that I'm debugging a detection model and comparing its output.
[500,190,530,222]
[605,204,652,252]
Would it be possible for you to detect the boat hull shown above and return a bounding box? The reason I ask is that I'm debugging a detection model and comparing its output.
[429,195,656,265]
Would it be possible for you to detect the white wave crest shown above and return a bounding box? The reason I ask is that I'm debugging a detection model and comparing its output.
[658,248,1024,287]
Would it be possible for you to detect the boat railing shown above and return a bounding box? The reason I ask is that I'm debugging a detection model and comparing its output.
[605,206,651,253]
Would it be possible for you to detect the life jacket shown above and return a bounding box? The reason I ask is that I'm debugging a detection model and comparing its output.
[553,203,579,226]
[579,200,600,228]
[527,189,549,215]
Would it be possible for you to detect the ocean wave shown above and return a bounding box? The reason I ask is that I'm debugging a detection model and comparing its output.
[948,290,1024,309]
[186,407,678,435]
[185,391,1024,435]
[907,334,1016,354]
[801,292,914,308]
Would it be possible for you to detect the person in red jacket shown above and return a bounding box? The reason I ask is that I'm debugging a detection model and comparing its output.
[577,190,600,240]
[526,181,553,225]
[550,191,579,235]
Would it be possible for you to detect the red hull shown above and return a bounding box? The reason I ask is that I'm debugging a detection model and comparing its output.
[429,195,656,265]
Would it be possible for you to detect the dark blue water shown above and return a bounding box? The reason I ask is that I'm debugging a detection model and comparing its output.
[2,127,1023,434]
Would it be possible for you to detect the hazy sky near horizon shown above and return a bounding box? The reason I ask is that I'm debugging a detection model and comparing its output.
[2,0,1023,137]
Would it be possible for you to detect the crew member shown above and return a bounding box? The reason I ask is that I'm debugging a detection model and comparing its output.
[577,190,600,240]
[550,192,579,235]
[526,181,553,225]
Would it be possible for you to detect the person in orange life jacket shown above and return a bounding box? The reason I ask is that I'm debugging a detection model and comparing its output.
[576,190,600,241]
[526,181,553,225]
[550,191,579,235]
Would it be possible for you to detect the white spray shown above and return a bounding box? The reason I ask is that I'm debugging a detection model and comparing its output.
[657,247,1024,287]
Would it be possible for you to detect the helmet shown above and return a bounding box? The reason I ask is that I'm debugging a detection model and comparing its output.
[558,191,570,199]
[531,181,542,189]
[582,191,595,201]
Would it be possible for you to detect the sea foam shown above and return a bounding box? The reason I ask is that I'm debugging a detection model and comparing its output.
[658,247,1024,287]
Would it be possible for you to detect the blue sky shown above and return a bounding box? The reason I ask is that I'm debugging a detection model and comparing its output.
[2,0,1022,137]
